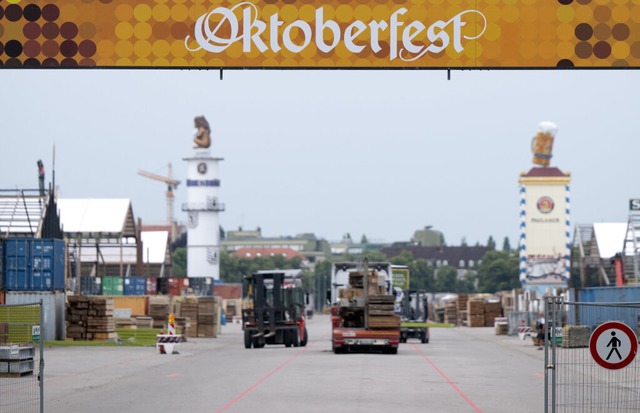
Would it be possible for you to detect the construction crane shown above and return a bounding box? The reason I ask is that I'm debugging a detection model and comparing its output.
[138,163,181,243]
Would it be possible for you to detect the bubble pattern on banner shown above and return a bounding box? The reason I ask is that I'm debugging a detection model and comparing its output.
[556,0,637,67]
[0,2,101,68]
[1,0,640,68]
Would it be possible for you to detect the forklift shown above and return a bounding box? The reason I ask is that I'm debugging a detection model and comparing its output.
[399,290,430,344]
[242,271,308,349]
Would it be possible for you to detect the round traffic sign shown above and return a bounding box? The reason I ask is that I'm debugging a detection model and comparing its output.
[589,321,638,370]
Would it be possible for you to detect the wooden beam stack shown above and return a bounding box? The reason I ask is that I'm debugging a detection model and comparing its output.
[467,298,485,327]
[367,295,400,329]
[197,297,218,338]
[175,301,198,338]
[484,302,503,327]
[66,296,116,341]
[444,300,457,324]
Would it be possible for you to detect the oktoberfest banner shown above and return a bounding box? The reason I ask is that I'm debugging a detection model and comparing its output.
[1,0,639,68]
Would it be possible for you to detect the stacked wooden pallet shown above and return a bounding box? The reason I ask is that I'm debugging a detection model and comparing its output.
[367,295,400,329]
[134,316,154,328]
[494,317,509,335]
[457,294,469,326]
[467,298,485,327]
[66,296,116,341]
[348,272,364,289]
[444,300,457,324]
[175,301,199,338]
[562,325,590,348]
[197,297,218,338]
[148,296,171,329]
[484,302,502,327]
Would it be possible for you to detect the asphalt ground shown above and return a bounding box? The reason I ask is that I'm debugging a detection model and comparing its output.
[39,314,546,413]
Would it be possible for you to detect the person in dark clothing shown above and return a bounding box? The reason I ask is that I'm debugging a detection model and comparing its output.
[536,313,545,350]
[37,160,45,196]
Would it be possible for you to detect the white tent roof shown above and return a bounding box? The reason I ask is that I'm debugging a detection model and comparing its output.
[72,231,168,265]
[58,199,132,235]
[141,231,169,264]
[593,223,627,258]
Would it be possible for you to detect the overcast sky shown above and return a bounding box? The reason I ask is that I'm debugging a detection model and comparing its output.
[1,69,637,246]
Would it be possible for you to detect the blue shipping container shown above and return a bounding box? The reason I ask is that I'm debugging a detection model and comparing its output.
[569,287,640,332]
[3,238,65,292]
[123,276,146,295]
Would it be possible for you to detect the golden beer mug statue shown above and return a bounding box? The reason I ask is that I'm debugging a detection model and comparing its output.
[531,121,558,167]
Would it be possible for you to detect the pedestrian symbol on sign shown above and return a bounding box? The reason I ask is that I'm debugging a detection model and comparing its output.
[606,332,622,361]
[589,321,637,370]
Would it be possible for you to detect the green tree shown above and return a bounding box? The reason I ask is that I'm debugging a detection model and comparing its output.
[461,237,468,247]
[172,247,187,276]
[218,252,306,284]
[434,265,458,292]
[457,271,477,293]
[360,234,368,244]
[475,250,520,293]
[313,260,332,310]
[410,259,435,291]
[487,236,496,250]
[502,237,511,252]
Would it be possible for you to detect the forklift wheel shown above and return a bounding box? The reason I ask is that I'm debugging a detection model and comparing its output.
[292,329,299,347]
[284,331,292,348]
[300,327,308,347]
[421,331,429,344]
[252,337,264,348]
[244,331,252,349]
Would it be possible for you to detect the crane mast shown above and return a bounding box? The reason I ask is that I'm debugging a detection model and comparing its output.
[138,163,181,243]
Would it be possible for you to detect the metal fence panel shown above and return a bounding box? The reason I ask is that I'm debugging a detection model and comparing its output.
[0,302,44,413]
[545,297,640,412]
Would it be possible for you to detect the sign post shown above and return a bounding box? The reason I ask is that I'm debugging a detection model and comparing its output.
[589,321,637,370]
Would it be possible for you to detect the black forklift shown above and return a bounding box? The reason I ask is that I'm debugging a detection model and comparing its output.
[399,290,430,344]
[242,271,308,349]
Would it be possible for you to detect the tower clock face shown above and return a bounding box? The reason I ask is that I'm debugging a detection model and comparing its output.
[197,162,207,174]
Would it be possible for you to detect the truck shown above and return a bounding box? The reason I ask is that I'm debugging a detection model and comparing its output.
[242,270,308,349]
[399,290,430,343]
[330,259,400,354]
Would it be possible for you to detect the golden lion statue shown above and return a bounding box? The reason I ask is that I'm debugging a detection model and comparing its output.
[193,116,211,149]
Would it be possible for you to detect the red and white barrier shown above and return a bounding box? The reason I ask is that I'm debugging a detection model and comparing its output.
[157,314,181,354]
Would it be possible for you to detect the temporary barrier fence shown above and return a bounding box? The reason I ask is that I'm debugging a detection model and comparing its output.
[0,301,44,413]
[545,297,640,412]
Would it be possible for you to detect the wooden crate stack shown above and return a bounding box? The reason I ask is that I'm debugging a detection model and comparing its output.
[457,294,469,326]
[367,295,400,329]
[197,297,217,338]
[484,302,502,327]
[444,300,458,324]
[175,301,198,338]
[467,298,485,328]
[66,296,116,341]
[148,296,171,329]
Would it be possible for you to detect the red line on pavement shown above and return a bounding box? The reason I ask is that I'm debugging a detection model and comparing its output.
[215,346,311,413]
[411,344,483,413]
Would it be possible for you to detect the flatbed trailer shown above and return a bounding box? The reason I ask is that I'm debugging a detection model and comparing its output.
[332,326,400,354]
[330,259,400,354]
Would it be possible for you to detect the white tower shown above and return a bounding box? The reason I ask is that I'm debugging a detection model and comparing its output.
[182,152,224,279]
